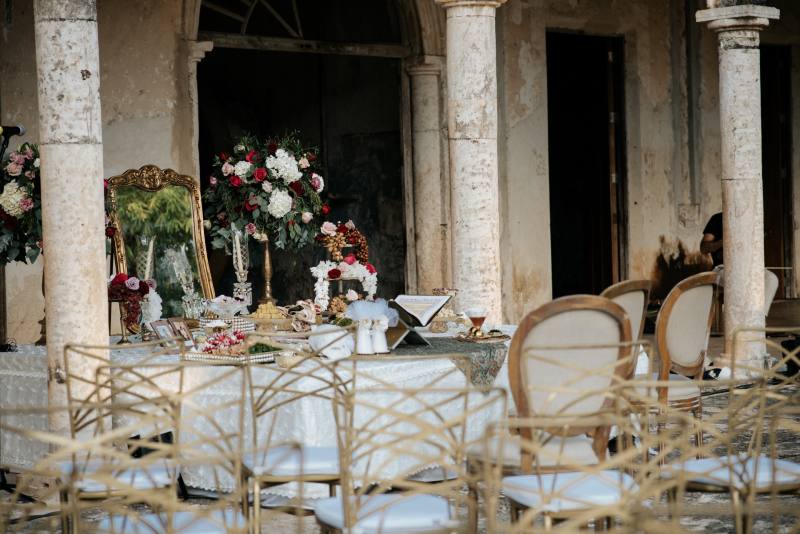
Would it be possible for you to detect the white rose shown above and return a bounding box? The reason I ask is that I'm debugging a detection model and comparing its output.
[203,219,211,230]
[346,289,359,302]
[234,161,252,178]
[301,211,313,224]
[221,162,235,176]
[33,158,40,168]
[261,181,273,193]
[267,189,292,219]
[298,157,310,169]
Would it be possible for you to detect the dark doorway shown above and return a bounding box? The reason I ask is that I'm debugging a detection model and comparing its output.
[546,32,626,298]
[761,45,793,298]
[197,2,407,304]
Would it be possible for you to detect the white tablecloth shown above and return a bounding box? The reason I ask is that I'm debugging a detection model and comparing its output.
[0,327,517,497]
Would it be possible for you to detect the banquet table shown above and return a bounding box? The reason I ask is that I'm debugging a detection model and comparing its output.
[0,327,515,499]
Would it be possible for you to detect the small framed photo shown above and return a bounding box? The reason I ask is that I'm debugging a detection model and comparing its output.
[150,320,179,348]
[168,318,196,350]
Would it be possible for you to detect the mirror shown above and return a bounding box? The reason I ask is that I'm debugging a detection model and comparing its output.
[108,166,215,318]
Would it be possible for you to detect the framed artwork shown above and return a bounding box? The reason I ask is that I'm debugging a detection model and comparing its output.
[150,320,179,348]
[168,318,196,349]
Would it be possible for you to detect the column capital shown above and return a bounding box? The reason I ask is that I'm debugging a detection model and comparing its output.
[696,4,779,32]
[187,40,214,63]
[435,0,508,10]
[407,62,442,77]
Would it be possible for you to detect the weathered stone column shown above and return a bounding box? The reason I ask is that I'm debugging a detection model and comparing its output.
[34,0,108,420]
[696,3,779,368]
[408,60,451,293]
[435,0,506,323]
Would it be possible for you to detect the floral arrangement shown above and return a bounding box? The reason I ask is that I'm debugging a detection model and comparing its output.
[199,330,246,355]
[108,273,156,329]
[0,143,42,264]
[318,219,369,263]
[311,256,377,311]
[203,133,327,251]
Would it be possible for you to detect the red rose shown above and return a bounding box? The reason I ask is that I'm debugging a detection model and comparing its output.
[112,273,129,285]
[343,254,356,265]
[321,204,331,215]
[103,179,109,190]
[105,227,116,238]
[253,167,267,182]
[219,151,229,161]
[229,175,242,187]
[245,150,261,163]
[337,224,348,234]
[244,198,257,212]
[138,283,150,296]
[289,181,304,195]
[328,268,342,280]
[307,153,317,162]
[267,142,278,155]
[365,263,377,274]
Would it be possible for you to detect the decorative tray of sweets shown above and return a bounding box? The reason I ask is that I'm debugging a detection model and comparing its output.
[183,351,279,364]
[455,328,510,343]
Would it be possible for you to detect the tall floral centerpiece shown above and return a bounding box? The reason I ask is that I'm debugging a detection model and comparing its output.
[203,133,326,313]
[0,143,42,265]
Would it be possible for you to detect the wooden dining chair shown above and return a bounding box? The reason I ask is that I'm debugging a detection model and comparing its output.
[600,279,651,354]
[634,272,717,450]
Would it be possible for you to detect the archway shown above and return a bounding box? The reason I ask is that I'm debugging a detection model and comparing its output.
[195,0,427,304]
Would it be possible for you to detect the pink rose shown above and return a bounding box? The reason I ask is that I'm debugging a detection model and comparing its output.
[221,162,235,176]
[301,211,313,224]
[245,223,256,235]
[298,157,310,169]
[343,254,356,265]
[10,153,25,165]
[320,221,337,236]
[5,162,22,176]
[209,176,218,186]
[18,197,33,212]
[24,170,34,180]
[22,147,33,160]
[124,277,140,291]
[310,173,324,193]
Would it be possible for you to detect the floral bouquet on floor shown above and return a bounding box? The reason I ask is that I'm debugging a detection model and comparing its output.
[203,133,327,251]
[0,143,42,264]
[108,273,156,330]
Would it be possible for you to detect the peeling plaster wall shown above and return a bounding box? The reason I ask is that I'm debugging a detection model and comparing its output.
[1,0,193,342]
[498,0,800,321]
[499,0,688,320]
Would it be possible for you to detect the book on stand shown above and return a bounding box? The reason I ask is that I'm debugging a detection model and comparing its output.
[386,295,452,349]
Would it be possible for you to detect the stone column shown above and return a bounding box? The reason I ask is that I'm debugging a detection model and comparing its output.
[696,3,779,368]
[435,0,506,323]
[34,0,108,421]
[408,60,451,293]
[186,40,214,179]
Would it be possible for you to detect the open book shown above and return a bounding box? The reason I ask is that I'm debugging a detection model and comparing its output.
[389,295,452,328]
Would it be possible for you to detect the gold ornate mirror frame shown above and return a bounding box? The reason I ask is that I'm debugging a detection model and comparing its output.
[107,165,215,299]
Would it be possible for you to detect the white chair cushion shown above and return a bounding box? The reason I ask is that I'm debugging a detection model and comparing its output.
[634,373,700,402]
[313,494,456,533]
[57,459,172,493]
[98,509,246,533]
[244,445,339,477]
[502,471,638,513]
[665,455,800,491]
[467,433,599,468]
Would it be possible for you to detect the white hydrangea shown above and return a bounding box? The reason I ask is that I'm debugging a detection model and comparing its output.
[0,181,27,217]
[266,149,303,184]
[234,161,252,178]
[267,189,292,219]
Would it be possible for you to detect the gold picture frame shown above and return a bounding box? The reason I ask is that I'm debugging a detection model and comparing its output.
[107,165,215,301]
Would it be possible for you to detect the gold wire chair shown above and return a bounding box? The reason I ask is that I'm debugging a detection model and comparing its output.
[312,355,506,533]
[244,353,339,526]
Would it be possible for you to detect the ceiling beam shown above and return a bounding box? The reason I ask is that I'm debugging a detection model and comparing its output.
[199,31,410,58]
